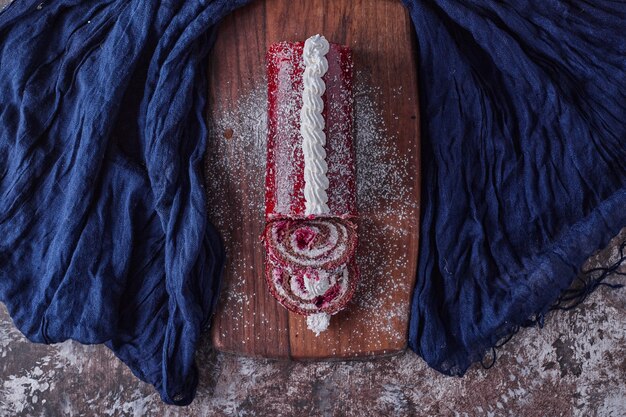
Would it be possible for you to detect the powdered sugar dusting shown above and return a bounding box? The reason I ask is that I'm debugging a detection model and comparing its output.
[206,67,419,353]
[346,71,419,348]
[205,82,268,343]
[272,47,303,215]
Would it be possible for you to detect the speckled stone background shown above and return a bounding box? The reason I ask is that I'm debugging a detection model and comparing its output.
[1,1,625,416]
[0,218,626,417]
[1,229,624,417]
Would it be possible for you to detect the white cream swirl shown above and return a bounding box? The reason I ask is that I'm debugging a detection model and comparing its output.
[307,312,330,336]
[303,269,332,298]
[300,34,330,215]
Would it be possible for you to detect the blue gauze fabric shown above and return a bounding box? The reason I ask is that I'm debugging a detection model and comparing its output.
[1,0,625,405]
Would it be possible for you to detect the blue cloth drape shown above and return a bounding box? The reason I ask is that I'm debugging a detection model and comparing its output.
[1,0,624,405]
[403,0,626,376]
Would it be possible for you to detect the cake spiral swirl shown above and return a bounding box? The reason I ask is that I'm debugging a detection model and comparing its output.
[264,218,357,271]
[265,260,359,317]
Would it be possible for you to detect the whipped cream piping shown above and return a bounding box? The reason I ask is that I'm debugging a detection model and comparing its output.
[307,312,330,336]
[300,34,331,215]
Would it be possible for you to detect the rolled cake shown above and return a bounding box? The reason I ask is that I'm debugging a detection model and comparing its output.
[264,34,358,336]
[264,218,357,271]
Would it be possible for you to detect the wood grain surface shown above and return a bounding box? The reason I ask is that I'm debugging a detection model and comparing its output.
[205,0,420,359]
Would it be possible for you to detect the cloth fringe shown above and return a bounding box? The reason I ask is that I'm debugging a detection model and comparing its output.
[481,237,626,369]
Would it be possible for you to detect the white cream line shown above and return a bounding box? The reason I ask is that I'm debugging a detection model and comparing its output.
[300,34,330,215]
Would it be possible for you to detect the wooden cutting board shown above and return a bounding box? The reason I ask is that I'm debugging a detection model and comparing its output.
[205,0,420,360]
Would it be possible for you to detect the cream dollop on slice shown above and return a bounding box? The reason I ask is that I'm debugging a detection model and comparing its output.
[307,312,331,336]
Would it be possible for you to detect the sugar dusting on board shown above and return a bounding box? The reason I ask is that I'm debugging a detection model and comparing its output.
[205,71,418,353]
